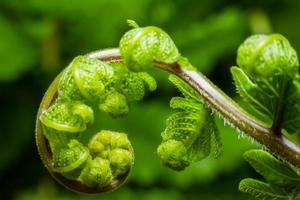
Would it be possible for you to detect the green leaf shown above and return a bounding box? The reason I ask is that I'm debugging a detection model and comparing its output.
[244,149,300,186]
[282,79,300,135]
[187,115,211,162]
[168,74,201,102]
[239,178,290,200]
[232,34,300,135]
[209,117,222,158]
[40,100,91,133]
[231,66,273,118]
[157,75,222,170]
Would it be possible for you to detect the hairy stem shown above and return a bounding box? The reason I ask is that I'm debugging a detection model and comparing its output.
[88,48,300,168]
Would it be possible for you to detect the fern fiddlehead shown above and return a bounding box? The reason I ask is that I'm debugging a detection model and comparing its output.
[231,34,300,135]
[157,75,221,171]
[36,51,156,193]
[36,20,300,197]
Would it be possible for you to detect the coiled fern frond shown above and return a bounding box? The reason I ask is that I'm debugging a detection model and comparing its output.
[157,75,222,170]
[38,55,156,190]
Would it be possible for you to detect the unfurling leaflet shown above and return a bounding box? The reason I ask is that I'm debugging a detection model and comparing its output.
[231,34,300,134]
[157,75,221,171]
[39,55,156,188]
[239,149,300,200]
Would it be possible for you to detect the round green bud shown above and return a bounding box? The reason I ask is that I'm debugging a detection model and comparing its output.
[110,133,131,149]
[79,157,113,187]
[88,140,105,157]
[95,130,113,146]
[88,130,132,156]
[87,131,133,177]
[237,34,299,80]
[99,150,110,159]
[109,149,132,176]
[88,131,111,157]
[119,25,180,71]
[99,91,129,117]
[157,140,189,171]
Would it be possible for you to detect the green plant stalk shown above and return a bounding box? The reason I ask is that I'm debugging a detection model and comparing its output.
[88,48,300,168]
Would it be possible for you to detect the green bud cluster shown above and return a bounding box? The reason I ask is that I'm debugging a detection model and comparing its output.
[88,130,133,176]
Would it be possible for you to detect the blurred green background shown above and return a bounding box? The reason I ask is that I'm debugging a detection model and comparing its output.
[0,0,299,199]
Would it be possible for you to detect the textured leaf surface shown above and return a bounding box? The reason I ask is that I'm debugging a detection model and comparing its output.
[244,150,300,186]
[239,178,290,200]
[231,34,300,134]
[157,75,222,170]
[231,67,273,118]
[282,80,300,135]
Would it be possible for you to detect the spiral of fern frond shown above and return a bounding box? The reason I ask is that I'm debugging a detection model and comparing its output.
[39,55,156,188]
[231,34,300,134]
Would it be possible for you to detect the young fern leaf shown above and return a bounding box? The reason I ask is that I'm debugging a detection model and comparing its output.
[209,118,222,158]
[239,178,290,200]
[231,67,273,118]
[243,149,300,186]
[168,72,201,101]
[282,79,300,135]
[240,149,300,199]
[231,34,300,134]
[157,75,222,171]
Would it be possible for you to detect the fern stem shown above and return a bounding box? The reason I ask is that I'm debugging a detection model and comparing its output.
[89,48,300,168]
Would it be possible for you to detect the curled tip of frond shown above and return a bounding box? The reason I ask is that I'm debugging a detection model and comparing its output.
[127,19,139,28]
